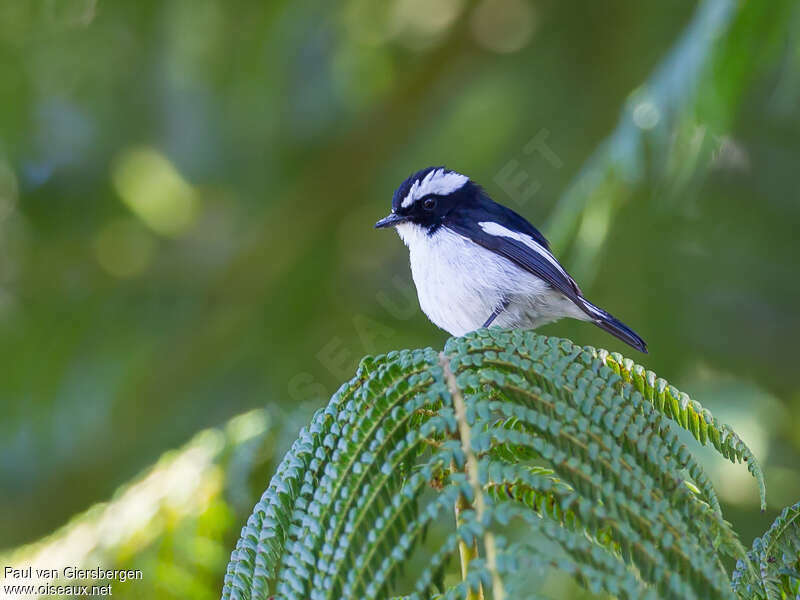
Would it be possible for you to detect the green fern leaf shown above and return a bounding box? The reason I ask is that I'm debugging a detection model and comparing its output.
[222,330,771,600]
[732,501,800,599]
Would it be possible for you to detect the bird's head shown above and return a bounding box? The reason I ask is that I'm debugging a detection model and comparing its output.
[375,167,475,235]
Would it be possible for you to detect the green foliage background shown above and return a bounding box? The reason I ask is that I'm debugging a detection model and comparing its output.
[0,0,799,598]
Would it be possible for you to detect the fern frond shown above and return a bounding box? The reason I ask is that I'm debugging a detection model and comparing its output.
[276,349,442,600]
[222,329,768,600]
[471,405,736,598]
[602,350,766,511]
[731,501,800,599]
[446,331,764,510]
[450,333,746,558]
[499,507,659,600]
[222,349,441,600]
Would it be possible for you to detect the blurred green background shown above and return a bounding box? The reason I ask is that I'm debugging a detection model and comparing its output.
[1,0,799,598]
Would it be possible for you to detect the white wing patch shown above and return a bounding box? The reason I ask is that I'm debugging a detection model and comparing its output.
[401,168,469,208]
[478,221,568,277]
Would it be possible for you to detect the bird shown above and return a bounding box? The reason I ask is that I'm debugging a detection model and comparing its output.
[375,166,647,353]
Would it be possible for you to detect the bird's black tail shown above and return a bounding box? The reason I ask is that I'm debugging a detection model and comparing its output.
[578,299,648,354]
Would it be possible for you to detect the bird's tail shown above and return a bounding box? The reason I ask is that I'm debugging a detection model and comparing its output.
[577,299,648,354]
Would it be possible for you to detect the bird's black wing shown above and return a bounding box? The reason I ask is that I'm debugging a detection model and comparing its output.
[444,210,648,353]
[445,213,584,305]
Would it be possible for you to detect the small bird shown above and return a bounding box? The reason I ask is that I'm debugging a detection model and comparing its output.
[375,166,647,353]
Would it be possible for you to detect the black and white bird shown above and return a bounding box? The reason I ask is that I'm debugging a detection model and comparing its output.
[375,166,647,353]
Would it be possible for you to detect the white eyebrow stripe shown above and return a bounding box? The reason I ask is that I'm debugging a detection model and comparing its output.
[478,221,568,277]
[401,169,469,208]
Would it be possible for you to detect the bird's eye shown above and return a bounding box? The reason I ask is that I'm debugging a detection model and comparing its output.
[423,198,437,211]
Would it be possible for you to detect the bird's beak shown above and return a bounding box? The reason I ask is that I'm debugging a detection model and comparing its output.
[374,213,406,229]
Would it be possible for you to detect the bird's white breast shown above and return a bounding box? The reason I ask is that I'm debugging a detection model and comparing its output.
[396,223,531,335]
[395,222,587,336]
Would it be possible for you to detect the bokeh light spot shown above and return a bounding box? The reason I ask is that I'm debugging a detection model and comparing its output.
[93,218,157,278]
[111,147,199,237]
[470,0,536,54]
[633,100,661,129]
[225,409,269,444]
[390,0,465,48]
